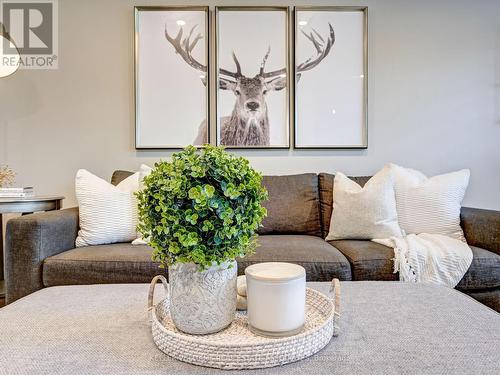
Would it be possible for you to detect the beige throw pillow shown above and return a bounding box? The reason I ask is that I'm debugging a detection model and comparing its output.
[326,167,402,240]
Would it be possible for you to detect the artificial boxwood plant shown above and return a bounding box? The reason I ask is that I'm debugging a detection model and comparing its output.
[136,145,268,269]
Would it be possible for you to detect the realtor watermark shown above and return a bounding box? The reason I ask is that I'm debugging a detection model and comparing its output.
[1,0,58,69]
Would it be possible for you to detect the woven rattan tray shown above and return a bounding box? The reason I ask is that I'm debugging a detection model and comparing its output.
[148,275,341,370]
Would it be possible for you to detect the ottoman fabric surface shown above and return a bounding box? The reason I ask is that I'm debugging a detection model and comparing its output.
[0,282,498,375]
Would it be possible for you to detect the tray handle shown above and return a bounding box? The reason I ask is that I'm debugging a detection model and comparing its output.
[330,278,341,337]
[148,275,169,314]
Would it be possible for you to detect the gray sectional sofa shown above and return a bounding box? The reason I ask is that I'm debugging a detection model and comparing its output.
[5,172,500,311]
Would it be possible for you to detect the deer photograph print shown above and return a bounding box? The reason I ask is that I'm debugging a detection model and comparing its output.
[294,7,368,149]
[215,7,290,149]
[135,7,209,149]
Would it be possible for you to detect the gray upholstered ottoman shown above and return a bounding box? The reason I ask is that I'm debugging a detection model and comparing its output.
[0,281,499,374]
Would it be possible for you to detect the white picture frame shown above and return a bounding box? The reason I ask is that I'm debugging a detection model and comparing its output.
[135,6,210,149]
[215,7,290,149]
[294,7,368,149]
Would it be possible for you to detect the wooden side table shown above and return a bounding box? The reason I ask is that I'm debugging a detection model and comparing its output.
[0,196,64,297]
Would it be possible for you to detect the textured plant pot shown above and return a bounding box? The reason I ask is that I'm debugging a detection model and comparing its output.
[168,260,237,335]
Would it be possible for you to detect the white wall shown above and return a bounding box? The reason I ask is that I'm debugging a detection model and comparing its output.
[1,0,499,209]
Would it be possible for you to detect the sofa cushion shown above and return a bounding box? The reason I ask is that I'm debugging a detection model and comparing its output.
[44,235,352,286]
[456,246,500,291]
[43,244,163,286]
[259,174,322,236]
[330,240,500,291]
[329,240,398,281]
[239,235,352,281]
[112,171,323,237]
[460,207,500,255]
[319,173,371,238]
[464,288,500,312]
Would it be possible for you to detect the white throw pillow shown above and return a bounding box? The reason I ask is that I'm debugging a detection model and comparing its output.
[131,164,153,245]
[138,164,152,189]
[75,169,140,247]
[326,167,403,240]
[388,164,470,241]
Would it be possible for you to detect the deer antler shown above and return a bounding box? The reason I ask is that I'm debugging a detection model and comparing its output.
[297,23,335,74]
[259,46,286,80]
[219,51,242,79]
[165,24,206,73]
[259,46,271,76]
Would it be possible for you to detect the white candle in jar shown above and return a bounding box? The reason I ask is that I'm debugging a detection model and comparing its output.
[245,262,306,337]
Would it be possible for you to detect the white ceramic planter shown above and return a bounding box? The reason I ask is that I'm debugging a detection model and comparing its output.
[169,260,237,335]
[245,262,306,337]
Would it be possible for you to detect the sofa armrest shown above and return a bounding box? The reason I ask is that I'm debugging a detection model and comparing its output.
[5,207,79,303]
[461,207,500,255]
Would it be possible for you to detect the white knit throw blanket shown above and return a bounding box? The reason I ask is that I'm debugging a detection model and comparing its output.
[373,234,473,288]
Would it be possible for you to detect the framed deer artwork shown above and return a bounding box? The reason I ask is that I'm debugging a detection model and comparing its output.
[294,7,368,149]
[134,6,210,149]
[215,7,290,149]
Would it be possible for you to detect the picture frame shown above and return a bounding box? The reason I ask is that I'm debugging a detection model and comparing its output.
[134,6,210,149]
[214,6,291,149]
[293,6,368,149]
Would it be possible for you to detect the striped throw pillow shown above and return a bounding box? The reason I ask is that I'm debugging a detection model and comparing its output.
[75,169,140,247]
[389,164,470,241]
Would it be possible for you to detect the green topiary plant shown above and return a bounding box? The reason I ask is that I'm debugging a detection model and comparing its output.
[136,145,268,269]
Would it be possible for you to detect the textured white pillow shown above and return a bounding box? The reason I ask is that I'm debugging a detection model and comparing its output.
[326,167,403,240]
[138,164,152,189]
[389,164,470,240]
[75,169,140,247]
